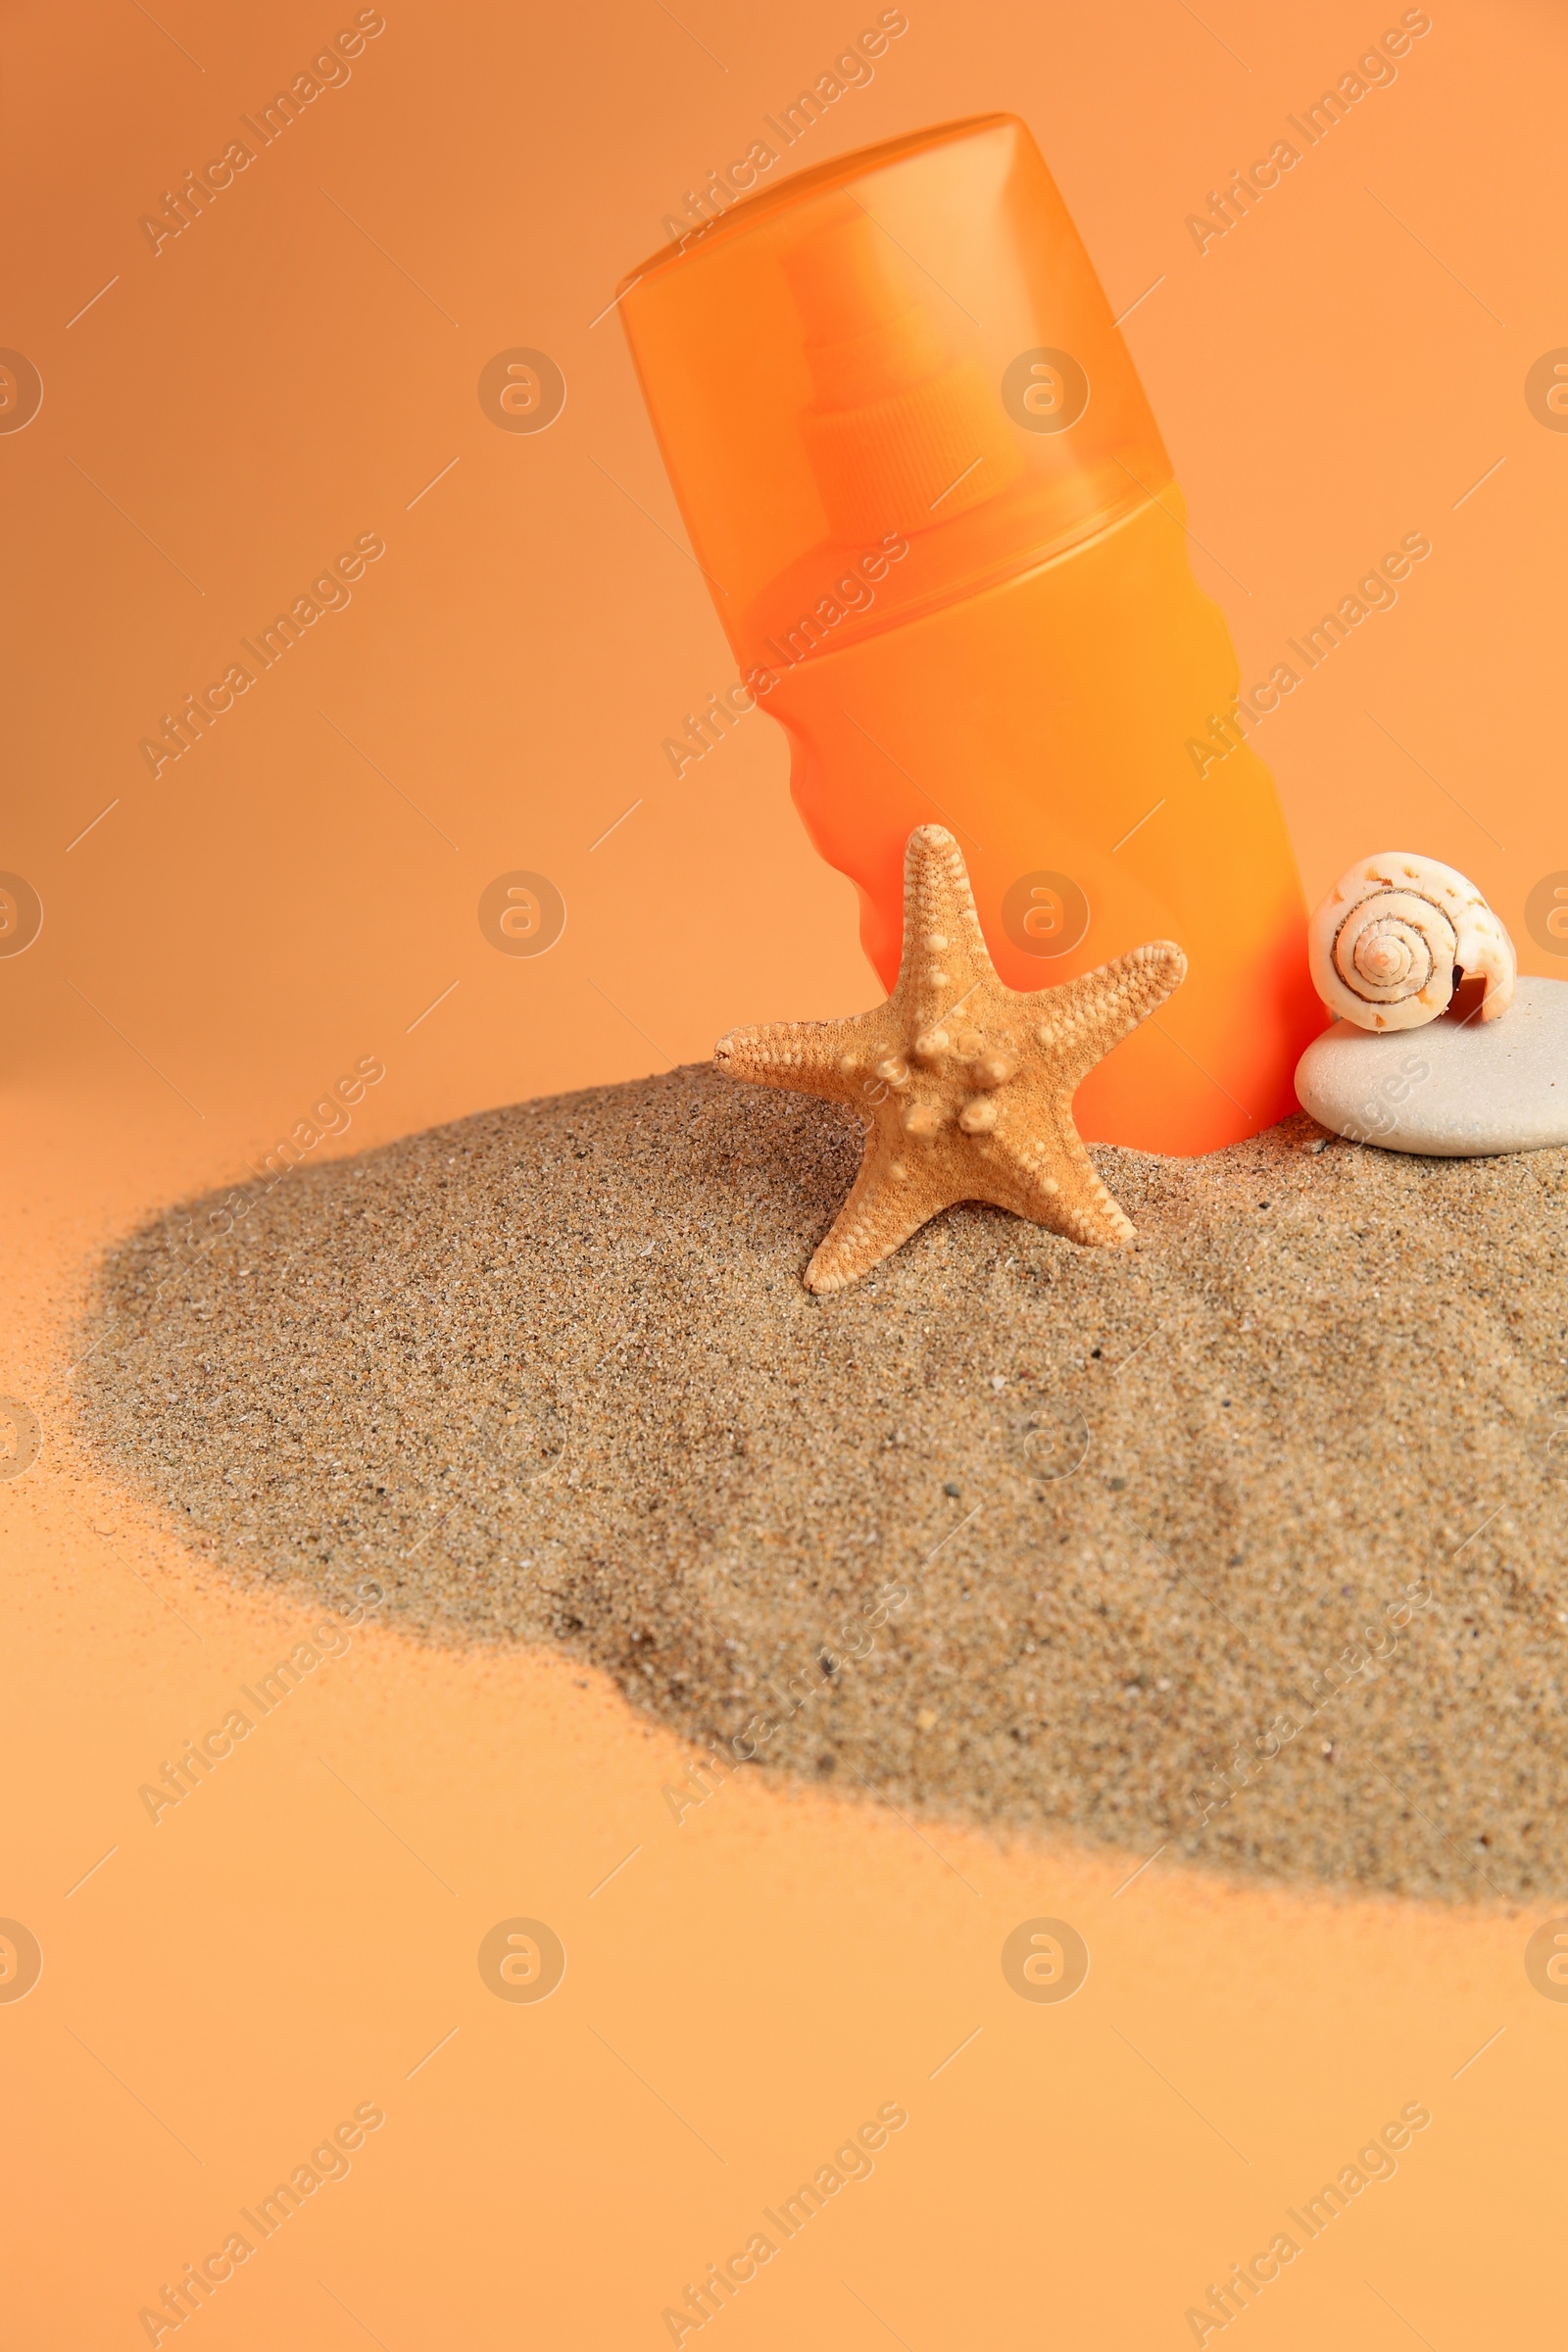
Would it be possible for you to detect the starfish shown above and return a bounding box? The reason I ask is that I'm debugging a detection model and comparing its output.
[714,825,1186,1293]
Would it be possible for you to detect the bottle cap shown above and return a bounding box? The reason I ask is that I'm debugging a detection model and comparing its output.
[618,114,1173,683]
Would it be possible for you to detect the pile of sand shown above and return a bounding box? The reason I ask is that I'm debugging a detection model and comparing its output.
[75,1065,1568,1902]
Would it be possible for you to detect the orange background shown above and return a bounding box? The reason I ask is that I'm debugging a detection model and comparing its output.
[5,0,1567,2343]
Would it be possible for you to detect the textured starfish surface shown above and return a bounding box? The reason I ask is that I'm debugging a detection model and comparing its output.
[715,826,1187,1293]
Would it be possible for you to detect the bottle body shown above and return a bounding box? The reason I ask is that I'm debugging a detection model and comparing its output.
[759,492,1324,1155]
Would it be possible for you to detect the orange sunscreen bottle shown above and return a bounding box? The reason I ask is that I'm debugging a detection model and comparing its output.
[619,114,1324,1152]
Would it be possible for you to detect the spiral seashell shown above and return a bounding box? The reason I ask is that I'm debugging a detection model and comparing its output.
[1308,853,1516,1032]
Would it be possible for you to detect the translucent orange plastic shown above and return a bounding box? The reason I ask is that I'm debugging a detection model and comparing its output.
[619,113,1325,1153]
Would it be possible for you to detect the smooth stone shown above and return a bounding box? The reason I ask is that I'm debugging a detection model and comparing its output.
[1295,974,1568,1155]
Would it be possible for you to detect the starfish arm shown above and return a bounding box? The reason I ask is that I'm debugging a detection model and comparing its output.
[982,1119,1138,1248]
[804,1144,945,1293]
[1027,941,1187,1088]
[713,1018,860,1102]
[896,826,1001,1015]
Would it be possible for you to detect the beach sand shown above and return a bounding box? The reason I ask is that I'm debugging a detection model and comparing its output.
[75,1065,1568,1903]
